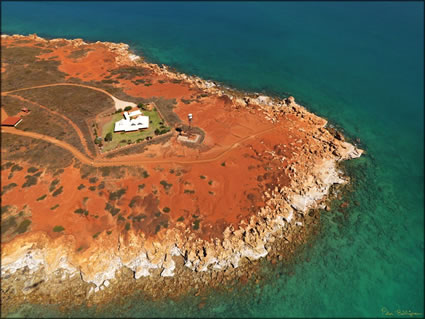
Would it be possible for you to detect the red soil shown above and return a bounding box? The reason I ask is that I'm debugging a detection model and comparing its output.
[1,36,313,249]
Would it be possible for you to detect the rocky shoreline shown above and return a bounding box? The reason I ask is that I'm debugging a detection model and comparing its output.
[1,33,363,315]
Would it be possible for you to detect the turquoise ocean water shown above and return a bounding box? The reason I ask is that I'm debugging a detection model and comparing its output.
[1,2,423,317]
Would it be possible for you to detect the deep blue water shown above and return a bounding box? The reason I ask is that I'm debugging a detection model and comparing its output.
[2,1,423,317]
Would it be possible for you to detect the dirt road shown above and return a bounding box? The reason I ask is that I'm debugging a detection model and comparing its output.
[3,82,136,111]
[2,124,276,167]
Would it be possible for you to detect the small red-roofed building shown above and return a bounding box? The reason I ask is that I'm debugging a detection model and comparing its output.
[1,116,23,127]
[21,107,30,113]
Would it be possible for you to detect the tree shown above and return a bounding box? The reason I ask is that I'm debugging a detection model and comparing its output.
[154,128,160,135]
[105,132,113,142]
[94,137,102,145]
[124,106,132,111]
[137,103,146,110]
[116,108,123,114]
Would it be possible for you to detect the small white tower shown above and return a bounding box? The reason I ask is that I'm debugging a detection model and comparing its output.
[188,113,193,135]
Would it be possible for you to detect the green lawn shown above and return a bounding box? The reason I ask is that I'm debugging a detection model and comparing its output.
[101,108,168,152]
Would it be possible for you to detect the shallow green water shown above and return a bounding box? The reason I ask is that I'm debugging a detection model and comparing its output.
[1,1,423,317]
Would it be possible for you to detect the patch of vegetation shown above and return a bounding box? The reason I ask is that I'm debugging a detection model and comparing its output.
[192,219,201,230]
[2,216,17,234]
[53,168,64,177]
[3,95,89,157]
[109,188,126,201]
[125,222,130,231]
[163,207,170,213]
[89,177,98,184]
[209,191,214,195]
[208,180,213,185]
[74,208,89,216]
[49,179,60,192]
[154,211,161,218]
[1,134,74,171]
[22,175,38,188]
[105,202,120,216]
[11,164,23,172]
[200,175,206,179]
[52,186,63,197]
[1,205,12,215]
[106,231,112,235]
[1,162,14,171]
[184,189,195,194]
[1,46,67,92]
[15,219,32,234]
[93,231,101,239]
[50,204,60,210]
[97,182,105,190]
[1,183,17,195]
[53,225,65,232]
[160,180,173,191]
[66,48,92,59]
[132,214,147,222]
[177,216,184,222]
[142,171,149,178]
[37,194,47,201]
[88,186,96,191]
[15,85,115,157]
[154,225,161,234]
[27,167,38,173]
[109,66,151,80]
[77,184,85,190]
[138,184,145,191]
[221,162,226,167]
[181,98,193,104]
[118,215,126,222]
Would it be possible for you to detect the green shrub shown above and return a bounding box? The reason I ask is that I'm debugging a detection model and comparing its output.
[208,180,213,185]
[105,132,113,142]
[1,183,17,195]
[50,204,59,210]
[53,225,65,232]
[200,175,206,179]
[124,106,132,111]
[52,186,63,197]
[27,167,38,173]
[89,177,98,184]
[15,219,31,234]
[163,207,170,213]
[109,188,126,201]
[11,164,23,172]
[93,232,101,239]
[192,219,200,230]
[125,222,130,231]
[89,186,96,191]
[22,175,38,188]
[49,179,60,192]
[74,208,89,216]
[77,184,85,190]
[184,189,195,194]
[177,216,184,222]
[160,180,173,191]
[37,194,47,201]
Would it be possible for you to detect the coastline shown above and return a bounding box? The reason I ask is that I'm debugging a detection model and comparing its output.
[1,33,363,315]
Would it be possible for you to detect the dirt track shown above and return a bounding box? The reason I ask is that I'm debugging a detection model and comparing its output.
[3,82,136,111]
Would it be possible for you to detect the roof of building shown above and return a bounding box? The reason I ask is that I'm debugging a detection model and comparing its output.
[114,115,149,132]
[2,116,22,126]
[129,110,142,117]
